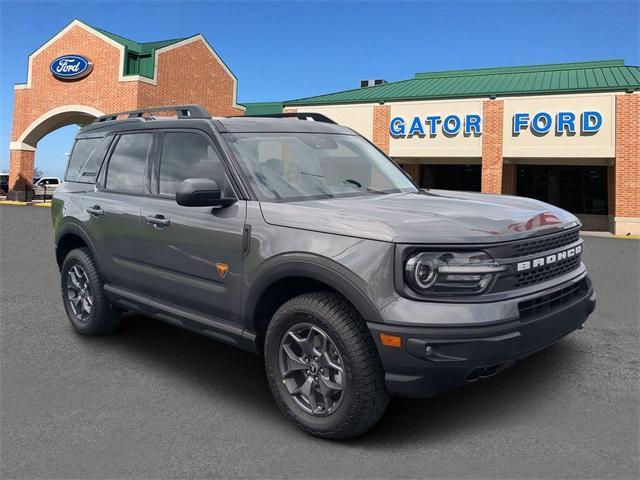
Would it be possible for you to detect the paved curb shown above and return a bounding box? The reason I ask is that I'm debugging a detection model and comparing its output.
[0,200,51,207]
[581,231,640,240]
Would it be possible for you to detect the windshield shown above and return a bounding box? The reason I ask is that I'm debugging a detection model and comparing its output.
[223,132,417,202]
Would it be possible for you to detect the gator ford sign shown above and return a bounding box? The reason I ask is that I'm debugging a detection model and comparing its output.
[390,114,482,137]
[512,111,602,135]
[389,110,602,137]
[50,55,93,80]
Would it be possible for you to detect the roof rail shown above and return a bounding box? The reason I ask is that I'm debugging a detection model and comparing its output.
[244,112,337,124]
[93,104,210,123]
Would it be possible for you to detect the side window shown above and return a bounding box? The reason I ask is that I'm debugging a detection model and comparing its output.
[65,138,103,183]
[49,178,60,185]
[105,133,153,193]
[158,132,228,197]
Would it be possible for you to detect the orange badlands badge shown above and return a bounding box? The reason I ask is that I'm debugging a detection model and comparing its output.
[216,263,229,278]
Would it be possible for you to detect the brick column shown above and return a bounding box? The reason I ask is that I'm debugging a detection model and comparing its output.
[372,105,391,154]
[614,94,640,235]
[481,99,504,194]
[501,163,517,195]
[8,149,35,201]
[401,164,420,184]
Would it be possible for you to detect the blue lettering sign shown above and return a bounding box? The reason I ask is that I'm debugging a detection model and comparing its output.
[556,112,576,134]
[582,111,602,133]
[389,117,405,136]
[442,115,461,135]
[513,113,529,134]
[50,55,93,80]
[465,114,482,135]
[425,115,441,135]
[531,112,552,134]
[408,116,424,136]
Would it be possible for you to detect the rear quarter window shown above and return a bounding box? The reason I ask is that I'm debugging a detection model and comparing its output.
[65,137,105,183]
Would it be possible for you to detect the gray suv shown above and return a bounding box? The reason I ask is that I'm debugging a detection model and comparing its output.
[52,105,596,439]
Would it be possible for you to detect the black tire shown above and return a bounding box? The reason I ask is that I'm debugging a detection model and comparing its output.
[60,247,121,336]
[265,292,389,439]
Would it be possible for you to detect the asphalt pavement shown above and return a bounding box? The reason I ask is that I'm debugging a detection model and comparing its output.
[1,205,638,479]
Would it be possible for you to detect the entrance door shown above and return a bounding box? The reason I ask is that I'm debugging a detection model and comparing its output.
[137,130,246,325]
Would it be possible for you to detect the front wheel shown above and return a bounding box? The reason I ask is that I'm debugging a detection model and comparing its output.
[265,292,389,439]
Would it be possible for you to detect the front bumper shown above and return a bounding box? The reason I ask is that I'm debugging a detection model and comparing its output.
[368,275,596,398]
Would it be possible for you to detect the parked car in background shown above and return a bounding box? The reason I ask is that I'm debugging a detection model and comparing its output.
[0,174,9,195]
[32,176,61,198]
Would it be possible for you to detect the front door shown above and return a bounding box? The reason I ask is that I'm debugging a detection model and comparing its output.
[137,130,246,325]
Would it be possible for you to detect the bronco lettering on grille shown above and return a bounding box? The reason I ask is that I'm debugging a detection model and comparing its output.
[516,245,582,272]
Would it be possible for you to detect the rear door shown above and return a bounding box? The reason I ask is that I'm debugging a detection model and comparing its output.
[81,132,154,291]
[138,129,246,325]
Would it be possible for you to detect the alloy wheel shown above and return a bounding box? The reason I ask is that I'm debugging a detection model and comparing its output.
[66,264,93,322]
[278,323,345,416]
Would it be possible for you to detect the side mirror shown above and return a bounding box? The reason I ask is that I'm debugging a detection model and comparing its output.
[175,178,236,207]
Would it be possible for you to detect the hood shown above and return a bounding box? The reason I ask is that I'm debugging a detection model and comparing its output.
[259,189,580,244]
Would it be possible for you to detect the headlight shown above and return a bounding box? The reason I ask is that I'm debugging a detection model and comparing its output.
[404,251,505,296]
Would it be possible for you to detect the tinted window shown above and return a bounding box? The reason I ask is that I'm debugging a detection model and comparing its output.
[105,134,152,193]
[517,165,608,215]
[418,164,481,191]
[159,132,227,196]
[65,138,103,182]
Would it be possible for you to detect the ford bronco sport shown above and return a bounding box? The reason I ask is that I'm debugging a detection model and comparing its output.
[52,105,596,439]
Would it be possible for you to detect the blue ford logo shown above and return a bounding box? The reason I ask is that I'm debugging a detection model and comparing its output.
[50,55,93,80]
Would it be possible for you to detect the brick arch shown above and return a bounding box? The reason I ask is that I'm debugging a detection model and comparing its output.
[14,105,105,150]
[8,105,104,199]
[7,19,245,200]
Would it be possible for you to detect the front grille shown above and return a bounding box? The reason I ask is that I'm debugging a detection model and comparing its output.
[511,229,580,258]
[518,279,588,320]
[514,255,581,287]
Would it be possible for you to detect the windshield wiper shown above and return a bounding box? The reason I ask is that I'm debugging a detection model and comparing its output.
[341,179,389,195]
[364,187,389,195]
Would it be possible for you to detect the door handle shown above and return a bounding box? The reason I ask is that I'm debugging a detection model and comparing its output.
[86,205,104,216]
[145,214,171,227]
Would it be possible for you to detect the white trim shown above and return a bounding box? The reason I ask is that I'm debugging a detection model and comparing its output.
[13,104,105,148]
[9,142,36,151]
[14,20,245,111]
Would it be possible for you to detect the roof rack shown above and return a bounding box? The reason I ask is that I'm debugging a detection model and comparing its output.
[93,104,210,123]
[244,112,337,124]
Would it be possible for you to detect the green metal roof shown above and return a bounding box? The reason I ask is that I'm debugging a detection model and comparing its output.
[92,25,190,78]
[285,60,640,106]
[242,102,285,116]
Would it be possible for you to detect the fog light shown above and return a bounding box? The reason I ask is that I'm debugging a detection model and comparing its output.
[425,345,433,356]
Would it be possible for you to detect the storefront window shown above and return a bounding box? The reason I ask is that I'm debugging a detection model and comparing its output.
[419,164,481,191]
[516,165,608,215]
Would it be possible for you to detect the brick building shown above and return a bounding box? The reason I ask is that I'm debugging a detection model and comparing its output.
[8,21,639,235]
[8,19,244,200]
[246,61,640,235]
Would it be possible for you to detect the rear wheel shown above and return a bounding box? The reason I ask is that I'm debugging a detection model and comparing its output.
[265,292,389,439]
[60,248,121,335]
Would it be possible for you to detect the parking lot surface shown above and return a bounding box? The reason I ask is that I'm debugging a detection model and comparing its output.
[1,205,639,479]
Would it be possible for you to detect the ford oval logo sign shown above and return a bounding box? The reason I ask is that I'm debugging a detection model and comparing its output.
[50,55,93,80]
